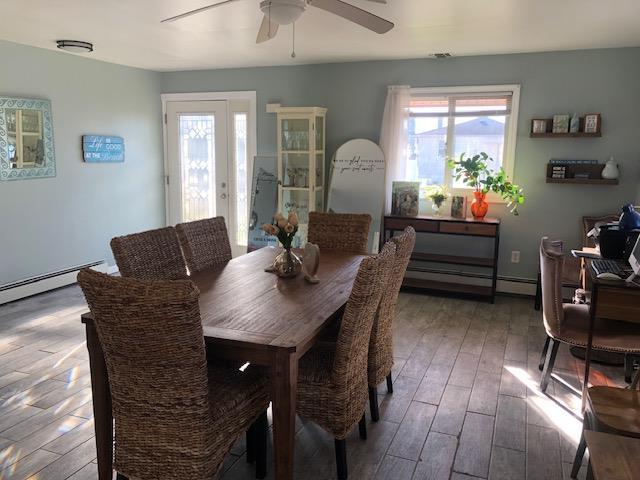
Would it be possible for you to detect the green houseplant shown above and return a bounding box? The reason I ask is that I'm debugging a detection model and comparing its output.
[423,185,449,216]
[448,152,525,218]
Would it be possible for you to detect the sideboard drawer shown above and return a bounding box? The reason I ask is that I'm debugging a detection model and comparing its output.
[385,217,439,233]
[439,222,497,236]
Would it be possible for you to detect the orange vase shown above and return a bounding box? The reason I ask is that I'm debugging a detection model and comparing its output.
[471,191,489,219]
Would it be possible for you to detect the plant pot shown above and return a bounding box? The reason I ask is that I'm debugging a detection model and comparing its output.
[471,191,489,219]
[273,247,302,278]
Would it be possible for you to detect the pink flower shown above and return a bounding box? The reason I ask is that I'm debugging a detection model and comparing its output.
[284,223,294,234]
[287,211,299,226]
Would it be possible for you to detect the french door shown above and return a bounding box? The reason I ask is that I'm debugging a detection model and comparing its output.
[166,100,228,224]
[165,98,253,257]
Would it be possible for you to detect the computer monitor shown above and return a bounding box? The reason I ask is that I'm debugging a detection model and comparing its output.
[626,234,640,284]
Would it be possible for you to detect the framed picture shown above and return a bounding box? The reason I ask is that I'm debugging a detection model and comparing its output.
[450,195,467,219]
[583,113,601,134]
[552,114,570,134]
[391,181,420,217]
[531,119,548,134]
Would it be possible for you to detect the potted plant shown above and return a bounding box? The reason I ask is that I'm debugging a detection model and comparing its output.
[423,185,449,216]
[262,211,302,277]
[448,152,525,218]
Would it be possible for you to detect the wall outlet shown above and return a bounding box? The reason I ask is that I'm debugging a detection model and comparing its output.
[511,250,521,263]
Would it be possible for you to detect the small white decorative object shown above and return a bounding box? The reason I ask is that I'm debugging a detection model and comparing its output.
[302,242,320,284]
[601,156,619,180]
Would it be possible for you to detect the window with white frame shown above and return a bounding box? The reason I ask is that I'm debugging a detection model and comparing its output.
[406,85,520,192]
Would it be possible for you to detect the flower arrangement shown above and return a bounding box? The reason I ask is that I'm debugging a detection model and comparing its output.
[448,152,525,216]
[262,211,299,249]
[424,185,449,208]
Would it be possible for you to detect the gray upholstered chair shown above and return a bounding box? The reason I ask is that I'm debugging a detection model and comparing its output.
[538,237,640,393]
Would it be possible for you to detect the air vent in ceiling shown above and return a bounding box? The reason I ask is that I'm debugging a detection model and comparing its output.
[431,53,452,58]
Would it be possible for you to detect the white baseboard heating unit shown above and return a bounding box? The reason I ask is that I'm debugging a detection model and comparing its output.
[0,261,107,305]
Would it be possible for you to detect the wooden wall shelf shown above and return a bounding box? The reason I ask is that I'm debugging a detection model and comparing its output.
[531,132,601,138]
[546,177,619,185]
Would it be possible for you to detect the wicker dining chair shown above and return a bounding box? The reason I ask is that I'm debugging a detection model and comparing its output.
[308,212,372,254]
[176,217,233,273]
[296,241,396,480]
[77,269,270,480]
[110,226,188,280]
[368,226,416,422]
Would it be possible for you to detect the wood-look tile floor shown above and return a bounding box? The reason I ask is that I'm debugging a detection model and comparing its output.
[0,286,629,480]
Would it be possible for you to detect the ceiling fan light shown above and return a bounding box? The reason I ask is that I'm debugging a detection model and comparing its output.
[56,40,93,53]
[260,0,305,25]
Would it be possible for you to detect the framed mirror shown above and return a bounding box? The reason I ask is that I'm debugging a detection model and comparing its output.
[0,97,56,180]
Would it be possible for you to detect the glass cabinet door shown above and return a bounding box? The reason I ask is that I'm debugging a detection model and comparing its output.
[282,153,311,188]
[281,118,309,152]
[315,116,324,152]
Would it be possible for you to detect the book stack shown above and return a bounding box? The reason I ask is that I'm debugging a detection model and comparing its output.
[551,165,566,179]
[548,159,599,180]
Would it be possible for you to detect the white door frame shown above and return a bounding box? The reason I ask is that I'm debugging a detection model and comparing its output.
[161,91,257,244]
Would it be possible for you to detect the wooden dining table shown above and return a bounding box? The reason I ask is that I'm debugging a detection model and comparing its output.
[81,246,364,480]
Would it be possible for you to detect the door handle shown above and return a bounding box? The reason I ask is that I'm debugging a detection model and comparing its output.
[220,193,227,199]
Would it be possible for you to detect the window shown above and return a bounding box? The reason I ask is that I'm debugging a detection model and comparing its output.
[233,112,248,247]
[406,85,519,192]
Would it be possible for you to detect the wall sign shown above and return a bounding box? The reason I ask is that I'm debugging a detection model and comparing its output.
[327,139,385,253]
[82,135,124,163]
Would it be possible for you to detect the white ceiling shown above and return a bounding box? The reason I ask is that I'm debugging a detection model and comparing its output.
[4,0,640,72]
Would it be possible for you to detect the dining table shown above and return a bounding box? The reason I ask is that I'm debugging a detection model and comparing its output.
[81,246,365,480]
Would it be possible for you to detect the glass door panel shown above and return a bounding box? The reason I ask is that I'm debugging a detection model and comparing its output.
[282,189,309,224]
[282,153,310,188]
[315,153,324,188]
[315,188,324,212]
[281,118,309,151]
[179,114,216,222]
[166,100,228,226]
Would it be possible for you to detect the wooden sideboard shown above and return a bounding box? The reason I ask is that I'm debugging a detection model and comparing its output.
[381,215,501,302]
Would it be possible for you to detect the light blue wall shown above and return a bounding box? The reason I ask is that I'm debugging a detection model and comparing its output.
[0,41,164,286]
[162,48,640,280]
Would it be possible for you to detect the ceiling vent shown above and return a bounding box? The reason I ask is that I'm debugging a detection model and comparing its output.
[431,53,452,58]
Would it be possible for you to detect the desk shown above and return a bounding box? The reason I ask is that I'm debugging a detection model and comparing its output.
[582,259,640,402]
[380,215,500,302]
[584,431,640,480]
[82,247,364,480]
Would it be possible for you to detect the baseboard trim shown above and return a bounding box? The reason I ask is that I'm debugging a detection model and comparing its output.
[0,262,108,305]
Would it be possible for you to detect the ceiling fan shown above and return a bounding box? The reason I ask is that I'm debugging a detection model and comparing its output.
[161,0,394,44]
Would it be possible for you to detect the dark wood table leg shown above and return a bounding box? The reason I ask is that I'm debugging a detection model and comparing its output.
[85,321,113,480]
[271,349,298,480]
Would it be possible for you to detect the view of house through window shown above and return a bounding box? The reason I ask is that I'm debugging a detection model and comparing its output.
[407,88,517,190]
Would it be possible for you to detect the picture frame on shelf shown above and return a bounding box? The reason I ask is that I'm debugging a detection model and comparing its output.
[552,114,570,133]
[450,195,467,219]
[391,181,420,217]
[583,113,601,134]
[531,119,548,134]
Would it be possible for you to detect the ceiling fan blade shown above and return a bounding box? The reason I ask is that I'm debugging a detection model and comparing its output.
[256,15,279,43]
[308,0,393,33]
[161,0,241,23]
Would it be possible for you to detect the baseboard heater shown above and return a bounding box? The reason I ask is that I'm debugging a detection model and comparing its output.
[404,265,538,297]
[0,261,107,305]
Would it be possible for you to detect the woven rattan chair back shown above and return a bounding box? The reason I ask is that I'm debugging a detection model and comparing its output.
[308,212,372,254]
[110,226,188,280]
[176,216,233,273]
[77,269,219,479]
[328,242,395,431]
[368,227,416,387]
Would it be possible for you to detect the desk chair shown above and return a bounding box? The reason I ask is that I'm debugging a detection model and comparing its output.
[538,238,640,393]
[534,214,618,310]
